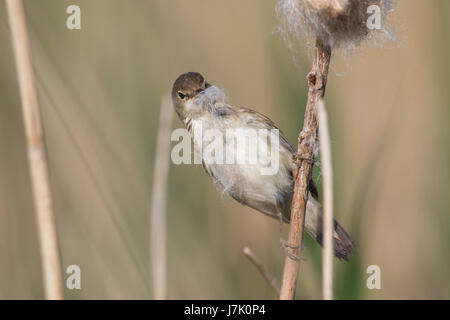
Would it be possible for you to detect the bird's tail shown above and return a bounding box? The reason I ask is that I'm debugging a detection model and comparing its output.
[304,196,355,261]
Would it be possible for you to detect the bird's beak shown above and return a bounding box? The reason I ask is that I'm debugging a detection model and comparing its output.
[196,82,211,95]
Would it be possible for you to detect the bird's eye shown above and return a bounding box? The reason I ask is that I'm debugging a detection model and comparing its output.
[177,91,186,99]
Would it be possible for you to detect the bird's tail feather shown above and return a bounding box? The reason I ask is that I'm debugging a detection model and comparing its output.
[304,196,355,261]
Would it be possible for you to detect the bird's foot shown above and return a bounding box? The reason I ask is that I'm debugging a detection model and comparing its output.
[293,153,314,166]
[280,239,305,262]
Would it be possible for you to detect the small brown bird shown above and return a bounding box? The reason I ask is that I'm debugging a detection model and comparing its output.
[172,72,355,261]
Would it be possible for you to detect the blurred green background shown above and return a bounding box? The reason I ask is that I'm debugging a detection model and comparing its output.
[0,0,449,299]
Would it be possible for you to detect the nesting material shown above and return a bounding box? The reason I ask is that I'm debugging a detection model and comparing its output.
[277,0,395,50]
[192,86,227,113]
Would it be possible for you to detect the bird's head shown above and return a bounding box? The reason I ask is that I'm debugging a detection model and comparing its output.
[171,72,211,120]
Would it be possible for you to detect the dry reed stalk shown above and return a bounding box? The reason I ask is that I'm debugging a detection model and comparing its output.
[277,0,395,300]
[243,247,280,296]
[6,0,63,299]
[150,93,174,300]
[279,40,331,300]
[318,100,334,300]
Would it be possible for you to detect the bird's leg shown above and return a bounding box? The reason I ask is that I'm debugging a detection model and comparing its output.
[278,212,304,262]
[277,211,283,235]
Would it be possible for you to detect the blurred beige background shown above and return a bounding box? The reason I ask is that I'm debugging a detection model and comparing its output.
[0,0,449,299]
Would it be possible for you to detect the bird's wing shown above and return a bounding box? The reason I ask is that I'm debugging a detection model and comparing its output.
[232,105,296,154]
[231,105,320,201]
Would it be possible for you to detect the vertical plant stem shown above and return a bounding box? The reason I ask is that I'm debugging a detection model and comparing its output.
[150,93,173,300]
[318,100,334,300]
[6,0,63,299]
[280,40,331,300]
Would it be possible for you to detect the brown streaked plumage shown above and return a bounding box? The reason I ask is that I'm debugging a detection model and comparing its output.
[171,72,355,260]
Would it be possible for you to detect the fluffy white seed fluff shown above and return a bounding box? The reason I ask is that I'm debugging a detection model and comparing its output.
[276,0,395,50]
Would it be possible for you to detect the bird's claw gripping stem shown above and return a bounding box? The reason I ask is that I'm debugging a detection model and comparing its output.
[293,153,314,166]
[280,239,305,262]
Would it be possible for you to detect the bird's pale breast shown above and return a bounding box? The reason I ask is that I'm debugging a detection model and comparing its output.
[187,104,295,219]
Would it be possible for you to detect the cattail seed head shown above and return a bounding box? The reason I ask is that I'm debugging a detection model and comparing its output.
[277,0,395,50]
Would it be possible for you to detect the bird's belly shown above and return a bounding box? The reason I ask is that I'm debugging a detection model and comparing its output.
[191,117,294,214]
[206,150,293,209]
